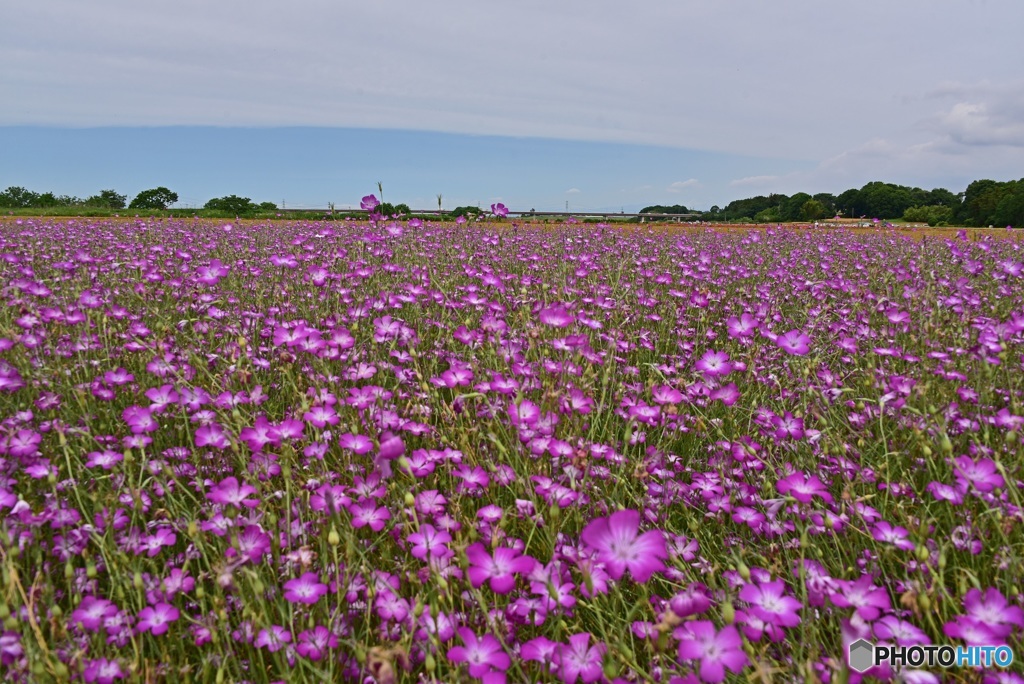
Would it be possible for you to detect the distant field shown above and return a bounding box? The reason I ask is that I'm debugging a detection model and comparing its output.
[0,217,1021,682]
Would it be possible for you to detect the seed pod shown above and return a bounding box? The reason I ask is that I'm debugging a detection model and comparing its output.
[721,601,735,624]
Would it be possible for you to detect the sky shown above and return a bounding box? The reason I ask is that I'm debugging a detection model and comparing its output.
[2,0,1023,212]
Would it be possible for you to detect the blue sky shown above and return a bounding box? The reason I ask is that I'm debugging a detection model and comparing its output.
[0,126,811,212]
[3,0,1023,212]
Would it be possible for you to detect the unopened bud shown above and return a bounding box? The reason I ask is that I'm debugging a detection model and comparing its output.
[328,527,341,547]
[721,601,735,624]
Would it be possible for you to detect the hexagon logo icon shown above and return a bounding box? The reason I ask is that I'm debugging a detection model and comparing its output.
[848,638,875,673]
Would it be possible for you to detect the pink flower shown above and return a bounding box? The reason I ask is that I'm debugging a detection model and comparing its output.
[136,603,179,636]
[776,329,811,355]
[776,472,833,504]
[83,658,126,684]
[206,476,259,508]
[739,579,803,629]
[465,542,537,594]
[339,433,374,454]
[538,304,575,328]
[255,625,292,652]
[283,572,328,605]
[447,628,510,678]
[407,524,451,560]
[296,625,338,661]
[695,350,732,377]
[580,509,667,583]
[676,621,748,683]
[360,194,380,211]
[491,202,509,217]
[194,422,228,449]
[555,632,605,684]
[829,575,892,621]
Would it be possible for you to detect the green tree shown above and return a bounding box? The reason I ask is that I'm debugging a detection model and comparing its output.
[0,187,40,207]
[992,181,1024,227]
[85,189,127,209]
[130,187,178,210]
[204,195,256,214]
[781,193,812,221]
[258,201,278,211]
[800,199,828,221]
[903,205,954,226]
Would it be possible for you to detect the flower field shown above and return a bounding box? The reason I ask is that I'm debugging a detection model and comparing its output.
[0,214,1022,683]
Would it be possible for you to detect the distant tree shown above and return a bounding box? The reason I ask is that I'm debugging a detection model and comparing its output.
[448,205,479,219]
[204,195,256,214]
[800,199,828,221]
[130,187,178,210]
[31,193,82,207]
[85,189,127,209]
[393,203,411,216]
[754,206,782,223]
[258,201,278,211]
[812,193,837,215]
[782,193,812,221]
[992,181,1024,227]
[959,179,1008,225]
[639,204,692,215]
[903,205,954,226]
[0,187,40,207]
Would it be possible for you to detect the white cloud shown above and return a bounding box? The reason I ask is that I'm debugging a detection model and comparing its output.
[2,1,1023,161]
[667,179,699,193]
[729,175,780,188]
[565,187,581,194]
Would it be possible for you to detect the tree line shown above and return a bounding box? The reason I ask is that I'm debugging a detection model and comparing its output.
[641,178,1024,227]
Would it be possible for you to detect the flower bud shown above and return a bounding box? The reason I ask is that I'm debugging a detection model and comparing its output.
[721,601,735,624]
[328,527,341,547]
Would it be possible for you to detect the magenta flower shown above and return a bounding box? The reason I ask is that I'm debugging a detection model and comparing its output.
[491,202,509,217]
[555,632,605,684]
[676,621,749,683]
[538,304,575,328]
[255,625,292,652]
[580,509,667,583]
[283,572,328,605]
[726,313,758,339]
[339,432,374,454]
[709,383,740,406]
[953,456,1005,493]
[70,596,118,632]
[829,574,892,621]
[136,603,179,636]
[465,542,537,594]
[297,625,338,661]
[739,579,802,628]
[871,521,916,551]
[963,587,1024,638]
[349,500,392,531]
[776,472,833,504]
[194,422,228,449]
[309,484,352,514]
[447,628,510,678]
[695,349,733,377]
[206,476,259,508]
[407,524,452,560]
[83,658,126,684]
[776,329,811,355]
[361,194,380,211]
[85,449,123,470]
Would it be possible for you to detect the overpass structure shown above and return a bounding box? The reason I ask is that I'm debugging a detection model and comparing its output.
[277,208,703,221]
